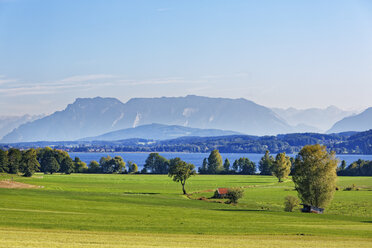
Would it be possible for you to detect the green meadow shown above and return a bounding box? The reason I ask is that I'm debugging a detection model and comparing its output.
[0,173,371,247]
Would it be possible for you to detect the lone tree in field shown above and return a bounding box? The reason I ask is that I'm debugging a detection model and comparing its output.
[271,152,291,182]
[207,150,224,174]
[259,150,274,175]
[168,157,196,194]
[292,144,338,209]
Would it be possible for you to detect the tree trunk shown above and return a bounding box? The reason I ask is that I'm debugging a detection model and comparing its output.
[182,182,187,194]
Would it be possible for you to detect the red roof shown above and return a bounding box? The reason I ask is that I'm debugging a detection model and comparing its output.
[217,188,228,195]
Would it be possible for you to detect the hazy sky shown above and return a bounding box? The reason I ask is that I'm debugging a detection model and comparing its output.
[1,0,371,116]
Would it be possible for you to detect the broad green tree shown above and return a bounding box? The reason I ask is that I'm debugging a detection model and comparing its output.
[259,150,274,175]
[60,157,74,174]
[74,157,88,173]
[0,149,9,173]
[271,152,291,182]
[144,153,169,174]
[99,156,125,173]
[168,157,196,194]
[292,144,338,209]
[88,160,100,173]
[38,147,56,173]
[21,149,40,177]
[44,156,60,174]
[207,150,223,174]
[127,161,138,174]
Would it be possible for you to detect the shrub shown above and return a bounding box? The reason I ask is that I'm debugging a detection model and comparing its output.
[284,195,300,212]
[226,187,244,204]
[344,184,359,191]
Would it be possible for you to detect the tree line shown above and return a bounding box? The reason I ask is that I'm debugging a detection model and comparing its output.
[337,159,372,176]
[1,147,371,179]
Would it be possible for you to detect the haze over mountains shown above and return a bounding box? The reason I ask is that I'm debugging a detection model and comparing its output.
[272,106,355,133]
[328,107,372,133]
[0,114,44,139]
[0,95,370,143]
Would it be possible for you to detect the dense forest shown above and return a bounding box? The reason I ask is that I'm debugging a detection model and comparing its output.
[1,130,371,154]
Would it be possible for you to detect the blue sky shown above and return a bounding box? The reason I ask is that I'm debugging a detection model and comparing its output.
[0,0,371,115]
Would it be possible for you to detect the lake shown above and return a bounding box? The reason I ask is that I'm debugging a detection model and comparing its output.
[69,152,372,170]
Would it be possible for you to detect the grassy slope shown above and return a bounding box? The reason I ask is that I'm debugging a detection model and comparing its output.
[0,173,371,247]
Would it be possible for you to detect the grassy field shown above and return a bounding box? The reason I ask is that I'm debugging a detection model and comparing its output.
[0,173,371,247]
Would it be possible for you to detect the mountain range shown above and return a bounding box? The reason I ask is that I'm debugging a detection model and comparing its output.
[327,107,372,133]
[0,95,371,143]
[1,95,291,142]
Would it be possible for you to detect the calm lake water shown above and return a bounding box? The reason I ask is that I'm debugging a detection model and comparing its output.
[69,152,372,170]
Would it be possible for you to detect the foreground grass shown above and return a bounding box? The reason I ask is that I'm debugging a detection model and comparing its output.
[1,228,371,248]
[0,173,371,247]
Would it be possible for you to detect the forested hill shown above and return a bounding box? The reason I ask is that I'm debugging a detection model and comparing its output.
[2,130,372,154]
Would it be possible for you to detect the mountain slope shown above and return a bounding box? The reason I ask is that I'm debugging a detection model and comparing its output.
[1,97,126,142]
[272,106,355,132]
[80,123,241,141]
[327,107,372,133]
[0,114,44,139]
[1,95,292,142]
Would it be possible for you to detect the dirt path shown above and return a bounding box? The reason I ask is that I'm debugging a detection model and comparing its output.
[0,180,41,189]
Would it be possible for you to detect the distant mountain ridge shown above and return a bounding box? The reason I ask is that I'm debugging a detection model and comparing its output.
[1,95,292,142]
[272,106,355,132]
[80,123,241,141]
[328,107,372,133]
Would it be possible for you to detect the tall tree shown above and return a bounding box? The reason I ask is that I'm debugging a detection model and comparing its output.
[271,152,291,182]
[21,149,40,177]
[8,148,22,174]
[292,144,338,209]
[44,156,60,174]
[168,157,196,194]
[207,150,223,174]
[0,149,9,173]
[38,147,55,173]
[259,150,274,175]
[339,160,347,171]
[198,158,208,174]
[144,153,169,174]
[223,158,231,173]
